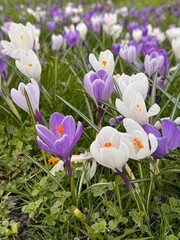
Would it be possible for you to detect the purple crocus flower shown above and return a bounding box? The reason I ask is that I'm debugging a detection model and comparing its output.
[84,69,114,127]
[84,69,114,107]
[144,51,164,77]
[143,119,180,157]
[119,45,137,64]
[0,44,9,81]
[128,21,139,33]
[46,21,57,32]
[112,43,120,55]
[36,112,83,178]
[63,25,79,47]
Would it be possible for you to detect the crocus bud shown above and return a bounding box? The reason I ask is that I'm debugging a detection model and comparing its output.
[119,45,137,64]
[144,51,164,77]
[132,29,142,43]
[172,37,180,60]
[76,22,88,41]
[51,34,63,51]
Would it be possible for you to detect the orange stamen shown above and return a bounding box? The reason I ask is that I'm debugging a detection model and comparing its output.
[104,142,112,148]
[56,123,64,136]
[20,35,24,40]
[102,60,107,69]
[133,138,144,149]
[136,104,141,112]
[48,156,59,164]
[28,63,33,67]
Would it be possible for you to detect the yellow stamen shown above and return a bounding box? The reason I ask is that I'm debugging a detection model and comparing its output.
[20,35,24,40]
[56,124,64,136]
[48,156,59,164]
[28,63,33,67]
[133,138,144,149]
[104,142,112,148]
[102,60,107,69]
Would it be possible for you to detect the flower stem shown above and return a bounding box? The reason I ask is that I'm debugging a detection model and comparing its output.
[70,168,77,207]
[97,104,104,129]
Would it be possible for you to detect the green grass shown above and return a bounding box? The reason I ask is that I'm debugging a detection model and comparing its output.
[0,0,180,240]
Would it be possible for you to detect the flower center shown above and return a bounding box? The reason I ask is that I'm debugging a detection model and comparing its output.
[48,156,59,164]
[133,138,144,149]
[20,35,24,40]
[102,60,107,69]
[56,123,64,136]
[104,142,112,147]
[28,63,33,67]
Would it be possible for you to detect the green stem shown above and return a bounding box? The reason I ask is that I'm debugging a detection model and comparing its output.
[24,90,47,168]
[70,169,77,206]
[115,175,122,215]
[54,53,58,99]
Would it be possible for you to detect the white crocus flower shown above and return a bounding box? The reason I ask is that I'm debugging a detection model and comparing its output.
[123,118,158,160]
[172,37,180,60]
[1,22,35,59]
[115,89,160,125]
[89,50,114,75]
[90,126,129,173]
[166,27,180,42]
[51,34,64,51]
[50,152,96,182]
[76,22,88,41]
[11,78,40,115]
[15,49,41,81]
[132,29,143,43]
[115,72,149,100]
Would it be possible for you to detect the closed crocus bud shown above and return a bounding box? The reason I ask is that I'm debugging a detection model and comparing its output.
[119,45,137,64]
[112,43,120,55]
[144,51,164,77]
[166,27,180,42]
[15,49,41,81]
[132,29,142,43]
[11,78,43,124]
[51,34,63,51]
[63,25,79,47]
[76,22,88,41]
[172,37,180,60]
[116,72,149,100]
[46,21,56,31]
[84,69,114,107]
[89,49,114,75]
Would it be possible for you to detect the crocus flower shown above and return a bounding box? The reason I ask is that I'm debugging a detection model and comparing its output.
[119,45,137,64]
[46,21,56,32]
[90,126,129,173]
[63,25,79,47]
[90,15,102,33]
[115,89,160,125]
[115,72,149,100]
[144,51,164,77]
[143,119,180,157]
[15,49,41,81]
[11,78,43,124]
[51,34,64,51]
[1,22,35,59]
[50,152,96,183]
[166,27,180,42]
[172,37,180,60]
[84,69,114,127]
[76,22,88,41]
[84,69,114,107]
[89,50,114,76]
[123,118,158,160]
[112,43,120,55]
[132,29,143,43]
[36,112,83,177]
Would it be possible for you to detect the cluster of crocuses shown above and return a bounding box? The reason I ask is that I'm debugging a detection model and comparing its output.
[83,49,180,188]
